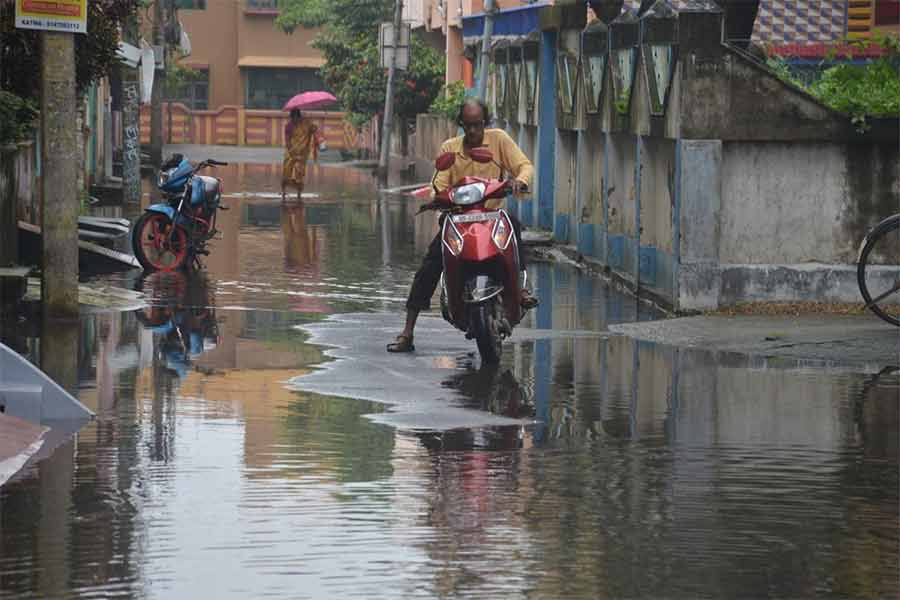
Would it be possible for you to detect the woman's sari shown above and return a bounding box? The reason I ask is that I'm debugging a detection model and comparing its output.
[282,119,318,188]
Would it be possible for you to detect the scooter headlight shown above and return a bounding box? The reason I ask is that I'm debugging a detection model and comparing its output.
[492,212,513,250]
[443,220,464,256]
[452,182,486,206]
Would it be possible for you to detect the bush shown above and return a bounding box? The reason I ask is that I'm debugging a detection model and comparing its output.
[809,59,900,129]
[767,35,900,132]
[0,91,38,146]
[428,80,468,121]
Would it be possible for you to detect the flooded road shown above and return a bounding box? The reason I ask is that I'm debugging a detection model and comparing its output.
[1,160,897,599]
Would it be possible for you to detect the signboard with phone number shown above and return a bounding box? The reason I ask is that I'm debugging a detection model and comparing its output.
[15,0,87,34]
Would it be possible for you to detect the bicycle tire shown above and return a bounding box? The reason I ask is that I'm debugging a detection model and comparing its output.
[857,215,900,327]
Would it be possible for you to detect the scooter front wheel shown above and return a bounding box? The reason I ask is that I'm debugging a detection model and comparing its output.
[470,299,502,365]
[132,213,190,272]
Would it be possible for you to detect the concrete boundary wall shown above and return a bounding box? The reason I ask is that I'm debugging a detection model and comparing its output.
[485,1,899,312]
[139,105,362,151]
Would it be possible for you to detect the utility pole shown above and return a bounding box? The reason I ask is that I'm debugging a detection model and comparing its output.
[475,0,497,101]
[40,31,79,319]
[378,0,403,184]
[150,0,164,165]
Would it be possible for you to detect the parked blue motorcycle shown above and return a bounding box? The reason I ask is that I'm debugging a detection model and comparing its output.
[131,154,229,271]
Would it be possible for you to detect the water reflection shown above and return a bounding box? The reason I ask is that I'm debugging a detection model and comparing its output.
[418,367,535,452]
[0,160,895,598]
[2,302,897,598]
[136,271,219,381]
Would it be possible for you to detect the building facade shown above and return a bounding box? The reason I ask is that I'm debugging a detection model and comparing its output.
[173,0,326,111]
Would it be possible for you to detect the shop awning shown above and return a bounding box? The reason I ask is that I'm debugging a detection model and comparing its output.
[462,2,547,47]
[238,56,325,69]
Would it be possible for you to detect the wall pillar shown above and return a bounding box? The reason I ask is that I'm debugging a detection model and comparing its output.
[536,29,557,231]
[676,139,722,311]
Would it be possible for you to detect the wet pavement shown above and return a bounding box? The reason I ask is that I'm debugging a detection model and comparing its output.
[0,155,898,599]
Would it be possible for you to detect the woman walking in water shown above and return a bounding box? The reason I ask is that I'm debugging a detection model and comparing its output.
[282,109,318,202]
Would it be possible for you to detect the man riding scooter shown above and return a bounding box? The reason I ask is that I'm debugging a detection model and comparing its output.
[387,98,538,353]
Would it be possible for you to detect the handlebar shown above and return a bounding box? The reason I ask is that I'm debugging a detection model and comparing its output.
[206,159,229,166]
[415,180,529,215]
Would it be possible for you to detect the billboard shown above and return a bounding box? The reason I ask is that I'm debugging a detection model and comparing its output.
[15,0,87,34]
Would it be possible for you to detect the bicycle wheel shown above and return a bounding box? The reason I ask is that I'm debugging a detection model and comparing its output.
[857,215,900,327]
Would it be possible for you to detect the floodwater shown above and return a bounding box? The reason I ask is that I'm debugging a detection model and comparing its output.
[1,161,897,599]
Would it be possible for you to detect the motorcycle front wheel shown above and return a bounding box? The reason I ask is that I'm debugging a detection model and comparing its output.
[469,299,503,365]
[132,213,190,272]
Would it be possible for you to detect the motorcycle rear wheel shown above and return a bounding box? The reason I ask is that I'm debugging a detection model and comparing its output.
[470,299,503,365]
[132,213,190,272]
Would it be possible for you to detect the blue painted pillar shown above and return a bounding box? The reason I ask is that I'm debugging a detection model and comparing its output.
[672,139,682,306]
[536,29,557,231]
[533,262,553,445]
[633,134,642,286]
[601,131,610,265]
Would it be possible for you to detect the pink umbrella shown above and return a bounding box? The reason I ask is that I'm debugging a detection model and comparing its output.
[282,91,337,112]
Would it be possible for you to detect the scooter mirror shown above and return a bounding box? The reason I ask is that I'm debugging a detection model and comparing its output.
[435,152,456,171]
[469,147,494,164]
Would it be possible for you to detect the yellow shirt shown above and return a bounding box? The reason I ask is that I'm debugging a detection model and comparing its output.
[433,128,534,209]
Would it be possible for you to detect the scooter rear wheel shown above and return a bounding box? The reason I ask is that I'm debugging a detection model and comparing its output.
[470,300,502,365]
[132,213,189,272]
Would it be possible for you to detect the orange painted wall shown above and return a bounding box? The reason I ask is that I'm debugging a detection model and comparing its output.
[176,3,324,108]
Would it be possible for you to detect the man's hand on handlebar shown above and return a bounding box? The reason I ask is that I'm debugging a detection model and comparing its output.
[509,180,528,196]
[415,200,446,215]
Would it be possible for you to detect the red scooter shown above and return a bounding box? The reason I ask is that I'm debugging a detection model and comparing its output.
[419,148,527,364]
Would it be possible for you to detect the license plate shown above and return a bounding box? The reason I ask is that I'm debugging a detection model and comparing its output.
[451,212,499,224]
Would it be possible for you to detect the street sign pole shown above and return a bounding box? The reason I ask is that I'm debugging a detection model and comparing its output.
[18,0,88,318]
[475,0,497,101]
[150,0,164,165]
[378,0,404,184]
[40,30,79,319]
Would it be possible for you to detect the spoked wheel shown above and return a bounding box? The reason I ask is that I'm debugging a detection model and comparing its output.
[857,215,900,327]
[469,298,503,365]
[132,213,189,272]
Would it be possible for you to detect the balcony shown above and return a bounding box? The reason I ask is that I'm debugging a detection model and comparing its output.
[245,0,278,15]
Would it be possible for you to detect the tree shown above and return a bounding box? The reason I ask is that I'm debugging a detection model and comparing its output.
[276,0,445,128]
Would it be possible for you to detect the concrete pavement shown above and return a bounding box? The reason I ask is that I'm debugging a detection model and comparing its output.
[609,314,899,370]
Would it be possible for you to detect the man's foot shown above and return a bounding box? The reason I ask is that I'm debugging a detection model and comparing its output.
[386,334,415,353]
[521,289,539,310]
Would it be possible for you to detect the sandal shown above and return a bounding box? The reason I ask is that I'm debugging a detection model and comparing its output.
[386,334,415,353]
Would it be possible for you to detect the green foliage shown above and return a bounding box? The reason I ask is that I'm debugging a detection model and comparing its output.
[275,0,330,31]
[277,0,445,124]
[809,59,900,130]
[428,80,467,121]
[0,91,38,146]
[767,35,900,132]
[164,63,204,94]
[615,91,631,115]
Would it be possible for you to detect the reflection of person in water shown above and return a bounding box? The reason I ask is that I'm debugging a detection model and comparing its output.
[419,367,533,453]
[281,201,319,270]
[412,369,533,591]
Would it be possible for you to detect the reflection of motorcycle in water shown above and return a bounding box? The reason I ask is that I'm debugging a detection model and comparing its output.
[418,367,534,452]
[135,271,219,379]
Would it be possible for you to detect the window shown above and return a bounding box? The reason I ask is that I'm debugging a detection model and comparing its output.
[245,68,326,110]
[246,0,278,10]
[875,0,899,26]
[167,69,209,110]
[175,0,206,9]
